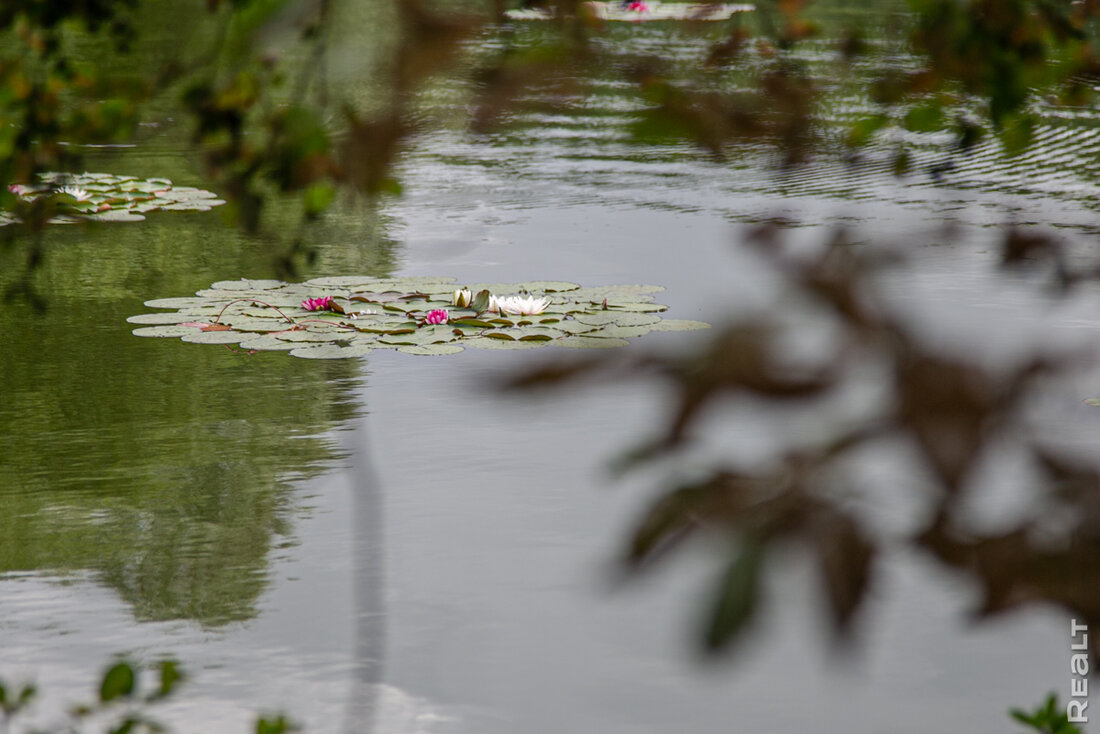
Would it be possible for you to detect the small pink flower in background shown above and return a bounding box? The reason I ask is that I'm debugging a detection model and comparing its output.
[424,309,449,325]
[8,184,27,196]
[302,296,335,311]
[627,0,648,11]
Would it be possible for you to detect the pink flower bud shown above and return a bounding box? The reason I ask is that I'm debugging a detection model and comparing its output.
[302,296,335,311]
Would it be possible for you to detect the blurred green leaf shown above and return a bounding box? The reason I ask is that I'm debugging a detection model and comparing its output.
[846,115,889,147]
[1000,112,1034,155]
[302,183,335,217]
[256,714,298,734]
[702,539,763,654]
[903,102,944,133]
[99,662,136,703]
[1010,693,1082,734]
[109,717,138,734]
[156,661,183,699]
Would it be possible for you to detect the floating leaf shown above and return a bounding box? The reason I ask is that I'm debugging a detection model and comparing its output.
[586,325,653,339]
[471,289,492,313]
[144,297,211,309]
[210,279,285,291]
[273,329,347,343]
[569,285,665,301]
[132,325,204,338]
[236,334,300,351]
[556,336,631,348]
[464,336,543,350]
[126,313,202,325]
[397,344,465,356]
[605,302,668,313]
[289,343,376,359]
[349,291,407,303]
[556,321,600,335]
[573,312,661,327]
[648,319,711,332]
[514,280,581,292]
[180,330,244,344]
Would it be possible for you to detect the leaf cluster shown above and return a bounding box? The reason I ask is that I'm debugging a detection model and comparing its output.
[1011,694,1083,734]
[127,276,709,358]
[0,660,297,734]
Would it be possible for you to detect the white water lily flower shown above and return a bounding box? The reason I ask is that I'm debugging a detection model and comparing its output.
[491,294,552,315]
[452,288,473,308]
[56,185,91,201]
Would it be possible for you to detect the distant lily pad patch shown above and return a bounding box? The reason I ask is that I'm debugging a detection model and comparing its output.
[1,172,224,226]
[504,1,754,21]
[128,277,709,358]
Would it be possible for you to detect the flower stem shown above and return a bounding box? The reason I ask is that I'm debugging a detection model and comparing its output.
[213,298,296,325]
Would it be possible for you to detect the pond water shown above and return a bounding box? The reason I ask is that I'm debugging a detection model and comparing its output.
[4,3,1100,733]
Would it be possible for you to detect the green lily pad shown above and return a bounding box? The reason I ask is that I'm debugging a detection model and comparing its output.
[397,344,466,356]
[556,321,600,335]
[236,334,301,351]
[218,317,294,333]
[180,330,245,344]
[648,319,711,331]
[514,280,581,293]
[210,279,286,291]
[568,285,665,302]
[143,297,211,310]
[605,302,668,313]
[556,336,631,348]
[586,325,653,339]
[573,312,661,327]
[126,313,204,325]
[463,336,544,350]
[132,325,204,338]
[273,329,349,343]
[289,343,377,359]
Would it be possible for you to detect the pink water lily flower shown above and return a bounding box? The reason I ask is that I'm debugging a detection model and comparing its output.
[424,309,449,325]
[302,295,335,311]
[626,0,649,11]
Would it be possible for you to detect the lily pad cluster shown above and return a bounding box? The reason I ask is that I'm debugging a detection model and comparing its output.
[504,2,755,22]
[128,276,709,359]
[1,172,225,226]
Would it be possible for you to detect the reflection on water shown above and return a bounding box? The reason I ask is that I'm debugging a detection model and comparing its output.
[0,211,386,626]
[401,16,1100,238]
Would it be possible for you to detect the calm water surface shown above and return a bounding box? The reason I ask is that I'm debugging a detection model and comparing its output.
[4,4,1100,732]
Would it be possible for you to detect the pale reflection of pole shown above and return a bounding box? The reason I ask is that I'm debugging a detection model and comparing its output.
[344,386,385,734]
